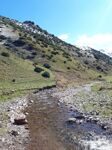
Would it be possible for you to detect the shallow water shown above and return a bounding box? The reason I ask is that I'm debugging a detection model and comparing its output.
[26,89,112,150]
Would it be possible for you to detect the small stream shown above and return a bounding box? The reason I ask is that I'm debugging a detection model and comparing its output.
[26,86,112,150]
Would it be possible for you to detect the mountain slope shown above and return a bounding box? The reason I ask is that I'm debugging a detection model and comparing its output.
[0,16,112,99]
[0,45,55,100]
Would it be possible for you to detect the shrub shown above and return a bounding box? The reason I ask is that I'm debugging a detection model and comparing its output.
[51,51,59,55]
[84,60,89,64]
[32,52,37,55]
[12,79,16,82]
[19,33,22,37]
[50,55,53,59]
[52,59,56,62]
[68,58,72,61]
[13,39,26,47]
[26,55,35,59]
[23,21,35,25]
[64,61,66,64]
[42,50,45,53]
[1,52,10,57]
[34,67,44,73]
[47,55,53,60]
[42,54,46,58]
[67,67,70,70]
[25,44,34,51]
[63,52,70,58]
[42,71,50,78]
[96,66,103,71]
[0,35,7,40]
[43,63,51,69]
[98,75,102,78]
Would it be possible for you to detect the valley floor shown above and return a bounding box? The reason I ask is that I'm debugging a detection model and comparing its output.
[0,81,112,150]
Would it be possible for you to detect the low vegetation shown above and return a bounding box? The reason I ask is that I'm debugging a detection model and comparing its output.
[34,66,44,73]
[42,71,50,78]
[1,52,10,57]
[0,16,112,101]
[0,47,55,101]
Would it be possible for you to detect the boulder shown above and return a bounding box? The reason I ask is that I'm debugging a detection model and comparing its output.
[11,113,27,125]
[67,118,76,124]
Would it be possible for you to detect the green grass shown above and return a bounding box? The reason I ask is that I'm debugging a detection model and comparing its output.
[83,102,112,117]
[0,18,112,102]
[1,41,99,101]
[91,75,112,92]
[91,83,103,92]
[103,75,112,82]
[0,47,55,101]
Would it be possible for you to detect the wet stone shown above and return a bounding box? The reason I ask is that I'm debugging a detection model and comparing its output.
[67,118,77,124]
[10,130,19,136]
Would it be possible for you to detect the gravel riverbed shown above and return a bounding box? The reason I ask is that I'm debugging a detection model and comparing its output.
[0,96,29,150]
[0,82,112,150]
[52,83,112,150]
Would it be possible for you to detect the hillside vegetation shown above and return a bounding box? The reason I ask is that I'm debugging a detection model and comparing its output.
[0,16,112,100]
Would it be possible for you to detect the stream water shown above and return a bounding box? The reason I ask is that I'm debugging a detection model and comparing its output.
[25,86,112,150]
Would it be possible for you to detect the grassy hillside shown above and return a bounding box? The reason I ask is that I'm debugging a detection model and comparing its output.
[0,46,55,101]
[0,16,112,100]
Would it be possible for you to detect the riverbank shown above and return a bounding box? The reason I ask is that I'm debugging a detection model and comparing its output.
[0,82,112,150]
[0,96,29,150]
[52,82,112,149]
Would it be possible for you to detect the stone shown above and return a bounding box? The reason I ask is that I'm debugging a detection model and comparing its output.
[76,119,83,124]
[10,130,19,136]
[11,113,27,125]
[101,123,108,130]
[67,118,76,124]
[75,114,85,120]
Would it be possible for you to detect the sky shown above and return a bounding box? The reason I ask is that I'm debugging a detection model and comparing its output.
[0,0,112,54]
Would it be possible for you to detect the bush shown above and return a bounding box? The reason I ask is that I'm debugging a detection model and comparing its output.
[13,39,26,47]
[23,21,35,25]
[1,52,10,57]
[12,79,16,82]
[51,51,59,55]
[67,67,70,70]
[43,63,51,69]
[32,52,37,55]
[34,67,44,73]
[47,55,53,60]
[42,71,50,78]
[84,60,89,64]
[98,75,102,78]
[52,59,56,62]
[0,35,7,40]
[42,54,46,58]
[96,66,103,71]
[25,44,34,51]
[63,52,70,58]
[43,43,48,48]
